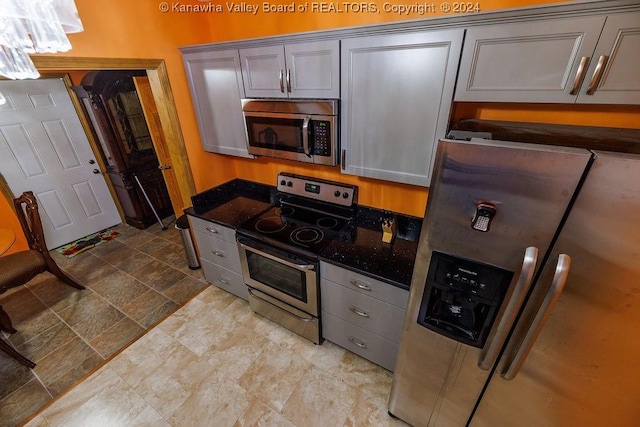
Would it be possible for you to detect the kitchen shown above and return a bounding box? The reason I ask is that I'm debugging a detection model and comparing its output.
[1,0,640,425]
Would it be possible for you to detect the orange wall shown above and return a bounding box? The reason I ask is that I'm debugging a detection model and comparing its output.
[2,0,640,254]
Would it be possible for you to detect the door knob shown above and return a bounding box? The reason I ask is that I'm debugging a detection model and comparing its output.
[92,169,100,174]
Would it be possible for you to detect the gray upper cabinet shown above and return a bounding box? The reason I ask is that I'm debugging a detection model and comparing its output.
[182,49,253,158]
[340,30,464,187]
[239,40,340,99]
[455,13,640,104]
[576,12,640,104]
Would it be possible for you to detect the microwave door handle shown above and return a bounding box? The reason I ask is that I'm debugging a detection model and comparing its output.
[302,115,311,157]
[478,246,538,370]
[501,254,571,380]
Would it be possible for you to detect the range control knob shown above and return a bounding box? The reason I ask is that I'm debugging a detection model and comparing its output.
[287,181,293,187]
[334,190,341,197]
[280,180,286,186]
[342,192,349,199]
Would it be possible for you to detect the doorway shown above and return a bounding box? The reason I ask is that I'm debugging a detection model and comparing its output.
[33,56,196,218]
[73,70,173,229]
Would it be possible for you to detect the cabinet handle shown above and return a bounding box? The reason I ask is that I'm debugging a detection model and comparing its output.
[348,336,367,349]
[341,149,346,170]
[570,56,589,95]
[211,250,225,257]
[349,305,370,318]
[216,276,230,285]
[205,227,218,234]
[279,69,285,93]
[349,279,371,291]
[286,68,292,93]
[586,55,608,95]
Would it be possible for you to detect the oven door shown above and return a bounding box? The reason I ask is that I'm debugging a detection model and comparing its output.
[237,236,318,316]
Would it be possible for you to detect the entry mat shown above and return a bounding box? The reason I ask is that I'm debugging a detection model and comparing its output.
[55,228,119,258]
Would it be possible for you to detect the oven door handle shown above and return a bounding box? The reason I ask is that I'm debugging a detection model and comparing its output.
[238,241,316,271]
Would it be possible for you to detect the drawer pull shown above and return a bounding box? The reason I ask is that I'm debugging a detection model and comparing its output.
[217,276,230,285]
[349,306,370,318]
[211,250,225,257]
[348,336,367,349]
[205,227,219,234]
[350,279,371,291]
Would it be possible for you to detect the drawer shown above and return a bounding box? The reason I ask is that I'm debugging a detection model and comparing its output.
[201,258,248,301]
[320,261,409,308]
[193,230,242,272]
[195,231,242,272]
[321,279,405,344]
[188,215,236,243]
[322,311,399,372]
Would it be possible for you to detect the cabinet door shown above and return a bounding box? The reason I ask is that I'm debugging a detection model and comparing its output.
[240,45,287,98]
[341,30,463,187]
[454,16,605,103]
[285,40,340,98]
[182,50,253,158]
[577,12,640,104]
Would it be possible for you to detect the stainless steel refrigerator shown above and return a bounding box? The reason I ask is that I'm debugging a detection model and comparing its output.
[388,138,640,426]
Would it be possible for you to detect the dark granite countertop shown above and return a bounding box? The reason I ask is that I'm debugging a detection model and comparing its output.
[185,179,422,290]
[321,206,422,290]
[184,179,274,228]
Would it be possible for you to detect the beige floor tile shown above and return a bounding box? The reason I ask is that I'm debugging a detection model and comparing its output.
[331,351,394,403]
[169,376,252,427]
[197,285,238,312]
[39,367,148,427]
[132,343,215,419]
[202,322,271,381]
[109,328,184,389]
[130,405,172,426]
[345,391,409,427]
[234,400,296,427]
[238,341,312,412]
[281,365,358,427]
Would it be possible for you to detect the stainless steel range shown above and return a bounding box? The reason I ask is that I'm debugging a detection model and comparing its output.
[237,172,357,344]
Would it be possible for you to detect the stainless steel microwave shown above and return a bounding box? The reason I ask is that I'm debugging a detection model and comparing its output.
[242,99,338,166]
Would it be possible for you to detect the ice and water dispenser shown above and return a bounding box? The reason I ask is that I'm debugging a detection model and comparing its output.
[417,251,513,348]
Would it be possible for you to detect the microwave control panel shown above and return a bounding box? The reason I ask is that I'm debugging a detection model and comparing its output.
[312,121,331,156]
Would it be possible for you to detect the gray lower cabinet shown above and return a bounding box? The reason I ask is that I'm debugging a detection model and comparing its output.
[320,261,409,371]
[340,29,464,187]
[182,49,252,158]
[455,12,640,104]
[239,40,340,99]
[188,215,248,300]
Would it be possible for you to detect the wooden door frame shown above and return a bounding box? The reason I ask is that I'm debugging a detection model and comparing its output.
[30,56,196,218]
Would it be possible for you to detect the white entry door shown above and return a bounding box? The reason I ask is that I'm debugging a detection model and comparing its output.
[0,78,121,249]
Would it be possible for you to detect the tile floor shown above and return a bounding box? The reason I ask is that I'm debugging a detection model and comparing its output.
[2,218,408,427]
[0,217,208,426]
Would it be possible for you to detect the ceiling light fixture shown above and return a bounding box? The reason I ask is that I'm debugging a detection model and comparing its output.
[0,0,83,80]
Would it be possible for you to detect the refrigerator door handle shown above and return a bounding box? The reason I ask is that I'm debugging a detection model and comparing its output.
[478,246,538,370]
[501,254,571,380]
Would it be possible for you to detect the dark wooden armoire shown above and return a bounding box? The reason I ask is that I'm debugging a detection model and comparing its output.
[74,70,172,229]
